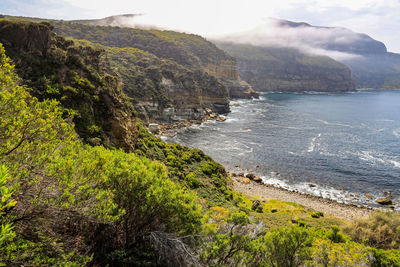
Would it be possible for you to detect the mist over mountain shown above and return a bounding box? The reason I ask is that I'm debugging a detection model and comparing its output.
[215,18,400,89]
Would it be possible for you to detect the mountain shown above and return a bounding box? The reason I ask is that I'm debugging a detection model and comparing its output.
[217,18,400,89]
[1,15,258,123]
[215,42,355,92]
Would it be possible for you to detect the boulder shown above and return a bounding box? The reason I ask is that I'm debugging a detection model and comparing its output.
[251,200,262,211]
[376,198,392,205]
[253,176,262,183]
[246,173,256,180]
[148,123,159,134]
[242,178,250,184]
[216,116,226,122]
[364,193,374,199]
[204,108,212,115]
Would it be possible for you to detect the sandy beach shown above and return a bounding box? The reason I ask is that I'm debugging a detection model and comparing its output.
[233,179,373,222]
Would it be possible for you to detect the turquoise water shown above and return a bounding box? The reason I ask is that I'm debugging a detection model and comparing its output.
[168,90,400,209]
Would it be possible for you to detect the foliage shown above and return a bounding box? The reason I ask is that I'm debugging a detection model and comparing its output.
[307,238,368,266]
[52,20,233,67]
[260,226,313,267]
[369,248,400,267]
[343,211,400,249]
[216,42,347,69]
[0,20,135,146]
[0,42,202,265]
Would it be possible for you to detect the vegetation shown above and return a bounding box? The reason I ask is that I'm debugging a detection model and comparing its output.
[215,42,347,69]
[343,211,400,249]
[51,20,233,68]
[72,38,227,120]
[0,18,399,266]
[0,19,136,146]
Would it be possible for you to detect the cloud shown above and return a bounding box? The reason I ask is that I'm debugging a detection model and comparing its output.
[1,0,399,52]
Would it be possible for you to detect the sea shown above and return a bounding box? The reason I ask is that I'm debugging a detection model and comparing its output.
[165,90,400,210]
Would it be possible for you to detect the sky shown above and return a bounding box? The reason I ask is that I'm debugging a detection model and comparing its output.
[1,0,400,53]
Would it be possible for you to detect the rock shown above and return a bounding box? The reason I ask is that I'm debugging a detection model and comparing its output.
[308,184,317,188]
[204,108,212,115]
[216,116,226,122]
[255,165,260,168]
[234,165,240,167]
[253,176,262,183]
[238,172,244,177]
[376,198,392,205]
[148,123,159,134]
[270,208,278,213]
[231,172,237,177]
[246,173,256,180]
[242,178,250,184]
[364,193,374,199]
[291,217,298,224]
[251,200,263,212]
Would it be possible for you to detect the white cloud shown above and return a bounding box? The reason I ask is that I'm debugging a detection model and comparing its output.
[1,0,400,52]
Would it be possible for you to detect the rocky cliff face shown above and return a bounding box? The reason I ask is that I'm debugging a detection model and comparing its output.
[218,18,400,89]
[0,20,52,56]
[0,20,139,151]
[238,58,354,92]
[204,60,259,99]
[216,42,355,93]
[54,18,258,103]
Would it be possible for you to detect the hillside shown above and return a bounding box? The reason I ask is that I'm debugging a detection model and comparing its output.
[216,42,355,92]
[219,18,400,89]
[2,15,258,122]
[1,18,400,267]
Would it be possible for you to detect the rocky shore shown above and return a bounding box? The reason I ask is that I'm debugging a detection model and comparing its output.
[149,108,227,137]
[155,110,397,222]
[232,175,374,221]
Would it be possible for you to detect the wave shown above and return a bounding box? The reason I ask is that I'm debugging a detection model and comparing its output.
[316,119,352,128]
[308,133,321,152]
[232,129,252,133]
[259,172,387,208]
[354,150,400,169]
[393,128,400,138]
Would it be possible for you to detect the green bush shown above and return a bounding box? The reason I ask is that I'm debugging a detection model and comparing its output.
[343,211,400,249]
[369,248,400,267]
[311,211,324,218]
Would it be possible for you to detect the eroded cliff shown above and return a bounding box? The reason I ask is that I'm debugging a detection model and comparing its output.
[0,20,139,150]
[216,42,355,92]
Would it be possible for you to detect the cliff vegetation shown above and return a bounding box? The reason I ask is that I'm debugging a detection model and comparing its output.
[0,18,399,266]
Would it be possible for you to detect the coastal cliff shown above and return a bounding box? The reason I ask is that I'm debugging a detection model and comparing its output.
[216,42,355,92]
[0,20,139,150]
[217,18,400,89]
[204,60,259,99]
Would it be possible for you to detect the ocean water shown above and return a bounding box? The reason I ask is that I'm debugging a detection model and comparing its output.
[166,90,400,209]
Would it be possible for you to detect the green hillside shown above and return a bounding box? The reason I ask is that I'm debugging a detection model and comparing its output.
[216,42,355,92]
[0,18,399,266]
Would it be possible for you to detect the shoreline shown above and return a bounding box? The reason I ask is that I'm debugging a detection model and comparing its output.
[232,178,374,221]
[157,110,397,222]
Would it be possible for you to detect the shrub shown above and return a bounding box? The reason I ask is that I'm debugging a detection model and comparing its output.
[369,248,400,267]
[343,211,400,249]
[308,239,368,266]
[311,211,324,218]
[261,226,313,267]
